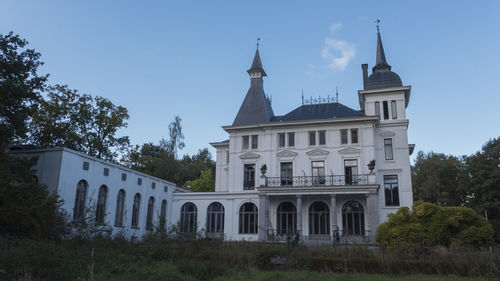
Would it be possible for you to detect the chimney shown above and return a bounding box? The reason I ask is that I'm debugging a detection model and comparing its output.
[361,64,368,90]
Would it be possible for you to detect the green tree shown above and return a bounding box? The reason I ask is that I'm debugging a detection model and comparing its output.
[0,150,68,240]
[29,85,130,161]
[411,151,466,206]
[183,169,215,192]
[0,32,47,144]
[160,116,185,158]
[464,137,500,241]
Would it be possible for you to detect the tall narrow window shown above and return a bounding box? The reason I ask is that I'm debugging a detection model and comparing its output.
[243,164,255,190]
[312,161,325,185]
[277,202,297,235]
[351,129,358,144]
[239,203,258,234]
[309,201,330,236]
[383,101,389,120]
[96,185,108,224]
[344,159,358,185]
[242,135,249,150]
[340,129,348,144]
[342,201,365,235]
[288,132,295,147]
[384,138,393,160]
[146,197,155,230]
[131,193,141,228]
[391,100,397,119]
[384,175,400,206]
[180,203,198,233]
[73,180,88,221]
[206,202,225,235]
[280,162,293,186]
[278,133,286,147]
[160,200,167,231]
[319,130,326,145]
[251,135,258,149]
[226,151,230,164]
[308,131,315,145]
[115,189,125,227]
[375,101,380,117]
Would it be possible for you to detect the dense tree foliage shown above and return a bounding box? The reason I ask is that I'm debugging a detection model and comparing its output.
[29,84,130,161]
[183,169,215,192]
[464,137,500,241]
[411,151,466,206]
[376,201,494,248]
[0,32,47,144]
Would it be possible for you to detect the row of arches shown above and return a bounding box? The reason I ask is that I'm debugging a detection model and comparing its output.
[73,180,168,230]
[179,200,365,236]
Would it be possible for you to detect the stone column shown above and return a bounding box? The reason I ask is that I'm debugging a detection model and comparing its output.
[258,194,266,241]
[265,196,271,236]
[330,194,337,241]
[296,195,303,240]
[366,192,379,242]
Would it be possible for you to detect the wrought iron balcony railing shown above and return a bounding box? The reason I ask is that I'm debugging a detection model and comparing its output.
[264,174,368,188]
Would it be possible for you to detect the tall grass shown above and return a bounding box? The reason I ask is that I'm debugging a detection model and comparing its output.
[0,236,498,281]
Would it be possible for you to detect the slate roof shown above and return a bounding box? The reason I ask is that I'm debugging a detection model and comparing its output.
[365,31,403,90]
[272,102,364,122]
[232,49,274,126]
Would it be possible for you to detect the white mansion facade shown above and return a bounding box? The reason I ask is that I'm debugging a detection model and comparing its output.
[11,29,414,243]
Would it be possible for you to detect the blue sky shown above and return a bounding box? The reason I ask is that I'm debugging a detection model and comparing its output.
[2,0,500,162]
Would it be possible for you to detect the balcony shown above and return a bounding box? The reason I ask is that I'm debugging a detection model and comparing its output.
[264,175,368,188]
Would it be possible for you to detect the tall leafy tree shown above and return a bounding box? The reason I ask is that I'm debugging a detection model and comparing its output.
[464,137,500,241]
[412,151,466,206]
[0,32,47,144]
[29,85,130,161]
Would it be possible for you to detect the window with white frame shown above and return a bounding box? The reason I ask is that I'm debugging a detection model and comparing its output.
[318,130,326,145]
[114,189,125,227]
[340,129,348,144]
[131,193,141,228]
[351,129,358,144]
[391,100,397,119]
[278,133,286,147]
[288,132,295,147]
[242,135,249,150]
[309,131,316,146]
[239,203,258,234]
[384,138,393,160]
[384,175,400,206]
[251,135,258,149]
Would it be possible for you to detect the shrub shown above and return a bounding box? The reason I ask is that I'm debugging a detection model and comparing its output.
[377,201,494,248]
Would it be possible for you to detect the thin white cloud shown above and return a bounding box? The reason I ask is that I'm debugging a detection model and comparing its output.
[321,37,355,71]
[330,23,343,33]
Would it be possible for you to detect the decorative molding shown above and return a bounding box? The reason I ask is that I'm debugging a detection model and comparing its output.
[338,147,361,155]
[239,152,260,159]
[377,168,402,173]
[379,131,396,137]
[277,150,298,157]
[306,149,330,156]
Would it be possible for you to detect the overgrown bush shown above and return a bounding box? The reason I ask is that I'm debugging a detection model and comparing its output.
[377,201,494,248]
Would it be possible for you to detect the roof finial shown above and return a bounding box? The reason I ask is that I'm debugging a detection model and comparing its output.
[335,87,339,103]
[256,37,260,49]
[375,18,381,33]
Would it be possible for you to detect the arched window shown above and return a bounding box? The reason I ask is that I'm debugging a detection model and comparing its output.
[96,185,108,224]
[115,189,125,227]
[73,180,88,221]
[131,193,141,228]
[309,201,330,236]
[206,202,225,235]
[239,202,258,234]
[342,201,365,235]
[277,202,297,235]
[160,200,167,231]
[180,203,197,233]
[146,196,155,230]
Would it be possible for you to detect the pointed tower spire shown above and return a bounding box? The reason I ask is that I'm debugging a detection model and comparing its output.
[232,45,274,126]
[373,20,391,73]
[247,48,267,77]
